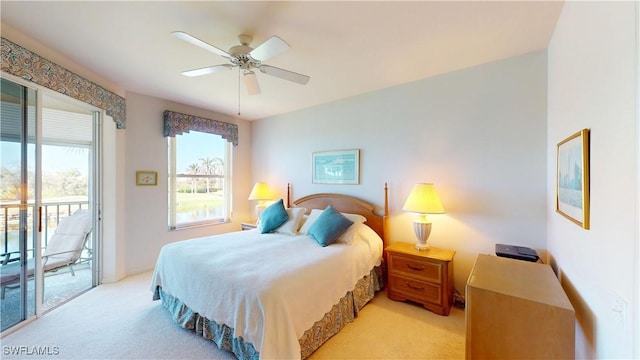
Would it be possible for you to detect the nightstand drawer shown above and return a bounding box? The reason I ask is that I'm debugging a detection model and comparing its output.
[385,243,455,316]
[390,255,443,284]
[389,275,442,304]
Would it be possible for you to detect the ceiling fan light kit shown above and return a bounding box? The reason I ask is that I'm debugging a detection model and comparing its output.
[243,70,260,95]
[173,31,310,95]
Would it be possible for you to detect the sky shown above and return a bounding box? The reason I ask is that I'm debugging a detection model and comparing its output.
[1,142,89,175]
[175,131,226,173]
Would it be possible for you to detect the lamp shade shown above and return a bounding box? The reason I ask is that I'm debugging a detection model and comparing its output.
[248,182,271,201]
[402,183,445,214]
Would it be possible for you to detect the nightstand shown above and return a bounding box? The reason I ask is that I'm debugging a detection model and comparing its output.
[241,222,257,231]
[386,242,455,316]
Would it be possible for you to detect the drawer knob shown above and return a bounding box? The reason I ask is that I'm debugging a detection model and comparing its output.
[407,264,425,271]
[406,282,425,291]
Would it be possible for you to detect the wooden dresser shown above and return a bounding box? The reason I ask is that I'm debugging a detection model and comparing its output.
[465,254,575,359]
[386,242,455,316]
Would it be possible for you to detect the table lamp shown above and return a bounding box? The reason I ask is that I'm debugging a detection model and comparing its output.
[248,182,272,219]
[402,183,445,251]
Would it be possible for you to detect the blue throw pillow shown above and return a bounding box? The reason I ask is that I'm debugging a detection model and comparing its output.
[260,199,289,233]
[308,205,354,247]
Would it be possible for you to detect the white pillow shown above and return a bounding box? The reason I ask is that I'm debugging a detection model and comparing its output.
[299,209,323,235]
[336,222,366,245]
[341,212,367,224]
[274,207,307,235]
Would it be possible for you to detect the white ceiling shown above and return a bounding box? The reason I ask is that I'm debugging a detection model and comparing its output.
[0,1,564,121]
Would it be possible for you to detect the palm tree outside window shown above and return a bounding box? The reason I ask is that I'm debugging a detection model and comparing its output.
[168,132,232,229]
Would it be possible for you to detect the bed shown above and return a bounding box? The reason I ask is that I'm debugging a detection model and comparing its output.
[151,184,389,359]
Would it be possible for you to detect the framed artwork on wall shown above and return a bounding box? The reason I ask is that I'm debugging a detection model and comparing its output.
[136,171,158,186]
[312,149,360,184]
[556,129,590,229]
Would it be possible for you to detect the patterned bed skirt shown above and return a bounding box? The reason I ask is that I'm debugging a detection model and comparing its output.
[153,266,384,360]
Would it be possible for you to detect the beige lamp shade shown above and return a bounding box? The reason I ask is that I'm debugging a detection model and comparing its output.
[402,183,445,214]
[248,182,271,201]
[403,183,444,251]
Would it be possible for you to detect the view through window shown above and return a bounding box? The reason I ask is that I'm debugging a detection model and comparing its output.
[168,131,231,228]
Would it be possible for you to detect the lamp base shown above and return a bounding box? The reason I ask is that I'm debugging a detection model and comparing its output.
[255,203,267,221]
[412,219,432,251]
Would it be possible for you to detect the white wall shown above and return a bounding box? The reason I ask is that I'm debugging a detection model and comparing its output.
[547,2,638,358]
[124,92,253,275]
[252,51,548,293]
[100,114,127,283]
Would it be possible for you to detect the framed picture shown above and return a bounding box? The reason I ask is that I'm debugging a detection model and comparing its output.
[136,171,158,186]
[556,129,590,229]
[312,149,360,184]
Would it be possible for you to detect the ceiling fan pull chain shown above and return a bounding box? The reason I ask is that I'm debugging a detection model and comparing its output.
[237,68,241,116]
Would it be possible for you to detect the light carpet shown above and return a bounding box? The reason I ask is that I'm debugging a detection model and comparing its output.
[0,271,465,359]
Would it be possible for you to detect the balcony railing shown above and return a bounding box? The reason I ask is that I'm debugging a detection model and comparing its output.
[1,201,90,264]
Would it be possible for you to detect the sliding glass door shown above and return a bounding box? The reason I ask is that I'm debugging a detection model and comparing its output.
[0,78,100,333]
[40,93,96,311]
[0,78,37,331]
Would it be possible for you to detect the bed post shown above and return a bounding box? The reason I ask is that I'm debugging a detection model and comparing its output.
[383,182,389,248]
[287,183,291,208]
[382,182,390,279]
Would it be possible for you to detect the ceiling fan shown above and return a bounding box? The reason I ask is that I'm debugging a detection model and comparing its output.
[173,31,310,95]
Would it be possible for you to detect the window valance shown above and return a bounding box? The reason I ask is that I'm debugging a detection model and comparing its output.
[1,37,126,129]
[163,110,238,146]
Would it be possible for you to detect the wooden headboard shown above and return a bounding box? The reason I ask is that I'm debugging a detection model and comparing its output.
[288,183,389,248]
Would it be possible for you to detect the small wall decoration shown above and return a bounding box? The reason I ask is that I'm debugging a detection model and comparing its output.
[556,129,590,229]
[312,149,360,184]
[136,171,158,186]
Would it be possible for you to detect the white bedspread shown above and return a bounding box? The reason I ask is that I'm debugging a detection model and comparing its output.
[150,227,382,359]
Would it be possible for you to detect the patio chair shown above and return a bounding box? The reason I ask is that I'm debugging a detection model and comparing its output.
[0,209,92,299]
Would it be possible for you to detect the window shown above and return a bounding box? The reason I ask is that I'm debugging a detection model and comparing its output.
[168,131,232,229]
[164,110,237,229]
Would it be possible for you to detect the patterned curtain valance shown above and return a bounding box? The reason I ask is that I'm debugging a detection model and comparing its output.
[1,37,126,129]
[163,110,238,146]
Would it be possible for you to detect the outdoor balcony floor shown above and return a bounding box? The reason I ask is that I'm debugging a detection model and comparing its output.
[1,264,93,331]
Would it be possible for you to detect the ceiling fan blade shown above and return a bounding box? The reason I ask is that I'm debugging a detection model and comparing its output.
[249,36,290,62]
[172,31,232,59]
[259,65,310,85]
[181,64,234,77]
[243,71,261,95]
